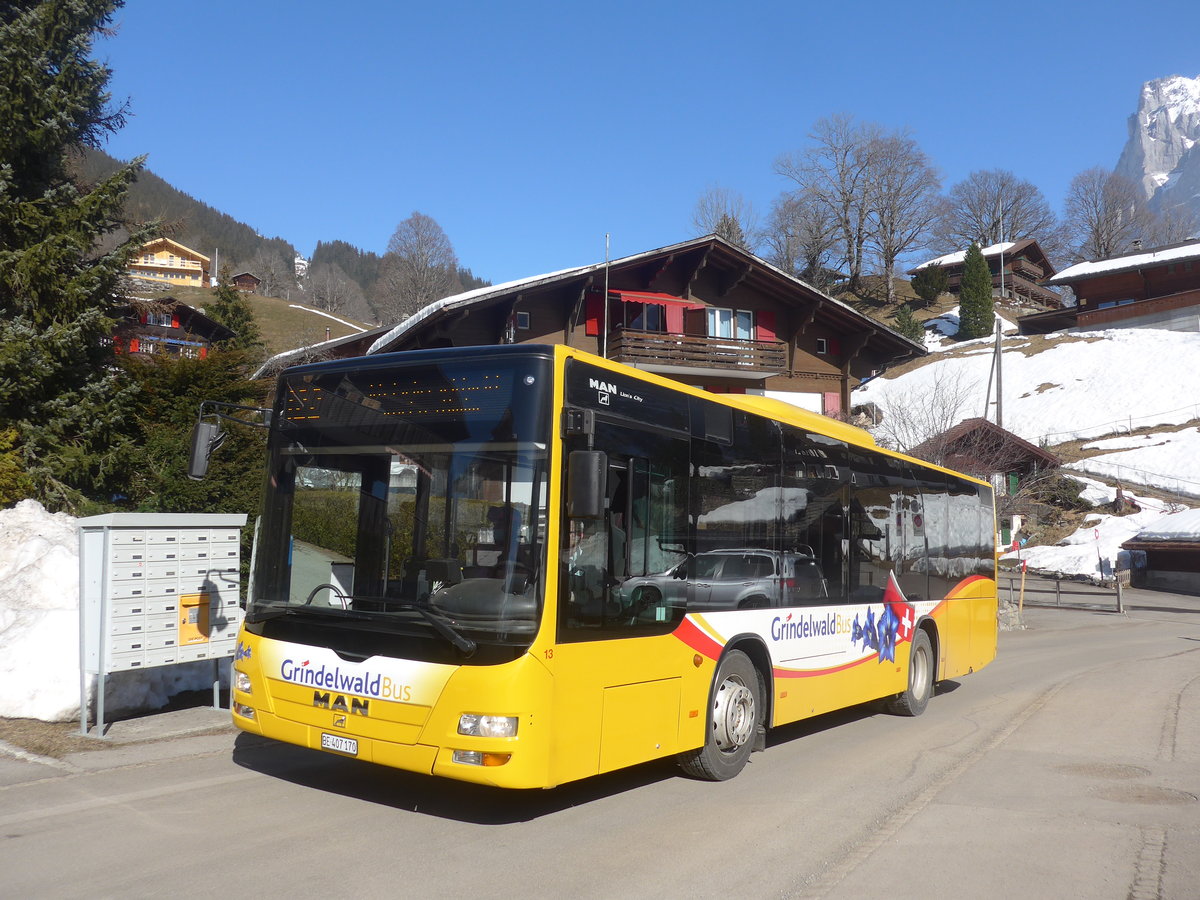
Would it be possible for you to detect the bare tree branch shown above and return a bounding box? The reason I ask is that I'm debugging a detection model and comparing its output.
[932,169,1062,259]
[691,186,759,250]
[867,131,941,306]
[1063,168,1149,261]
[762,189,840,290]
[375,212,462,323]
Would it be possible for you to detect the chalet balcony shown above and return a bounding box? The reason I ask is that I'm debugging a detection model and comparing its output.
[607,328,786,379]
[1007,259,1046,280]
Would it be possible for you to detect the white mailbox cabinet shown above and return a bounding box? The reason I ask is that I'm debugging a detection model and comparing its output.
[78,513,248,733]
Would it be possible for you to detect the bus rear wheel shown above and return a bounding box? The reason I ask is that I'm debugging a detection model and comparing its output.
[887,629,933,716]
[678,649,762,781]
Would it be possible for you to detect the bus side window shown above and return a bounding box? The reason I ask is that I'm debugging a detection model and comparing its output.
[560,425,688,640]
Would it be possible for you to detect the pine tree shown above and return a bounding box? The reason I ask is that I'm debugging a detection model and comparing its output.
[208,273,265,357]
[893,303,924,343]
[957,244,994,340]
[910,264,948,309]
[715,213,749,249]
[0,1,156,510]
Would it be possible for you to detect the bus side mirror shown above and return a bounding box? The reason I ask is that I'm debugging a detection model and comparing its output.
[567,450,607,519]
[187,421,225,480]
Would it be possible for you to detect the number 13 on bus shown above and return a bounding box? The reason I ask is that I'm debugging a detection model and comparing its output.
[221,344,997,788]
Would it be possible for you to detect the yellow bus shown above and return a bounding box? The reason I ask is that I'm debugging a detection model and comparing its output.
[230,344,997,787]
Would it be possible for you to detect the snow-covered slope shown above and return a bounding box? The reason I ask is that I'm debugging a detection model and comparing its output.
[855,328,1200,457]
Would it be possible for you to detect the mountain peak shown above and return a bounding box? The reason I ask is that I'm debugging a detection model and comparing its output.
[1115,74,1200,216]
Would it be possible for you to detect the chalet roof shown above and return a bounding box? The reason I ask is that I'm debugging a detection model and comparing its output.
[1122,507,1200,548]
[231,271,260,281]
[124,297,235,342]
[1046,238,1200,285]
[138,237,211,265]
[368,234,926,358]
[252,323,391,379]
[911,416,1059,468]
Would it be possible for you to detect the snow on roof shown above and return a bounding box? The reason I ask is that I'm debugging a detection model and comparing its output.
[911,242,1016,271]
[1047,239,1200,284]
[367,263,593,355]
[1128,506,1200,542]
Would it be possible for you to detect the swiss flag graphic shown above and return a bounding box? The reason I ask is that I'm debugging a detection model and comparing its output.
[883,571,915,644]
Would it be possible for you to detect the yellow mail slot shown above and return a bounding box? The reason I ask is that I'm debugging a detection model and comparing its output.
[178,593,210,644]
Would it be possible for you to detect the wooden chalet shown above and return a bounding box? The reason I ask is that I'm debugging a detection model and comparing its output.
[910,417,1059,489]
[1121,508,1200,595]
[113,299,234,360]
[127,238,211,289]
[910,417,1059,547]
[908,239,1059,312]
[231,272,261,293]
[1021,238,1200,335]
[365,235,927,415]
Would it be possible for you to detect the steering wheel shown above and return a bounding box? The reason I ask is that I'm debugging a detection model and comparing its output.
[305,583,350,608]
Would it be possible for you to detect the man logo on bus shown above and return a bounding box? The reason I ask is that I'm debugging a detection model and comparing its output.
[313,691,369,716]
[590,378,616,405]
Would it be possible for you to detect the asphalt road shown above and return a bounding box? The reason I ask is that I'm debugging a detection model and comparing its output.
[1,587,1197,899]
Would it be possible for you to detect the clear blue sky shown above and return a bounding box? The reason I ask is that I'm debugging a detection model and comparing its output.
[97,0,1200,284]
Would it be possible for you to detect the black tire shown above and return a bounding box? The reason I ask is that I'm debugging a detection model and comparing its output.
[738,595,769,610]
[887,629,933,716]
[678,649,762,781]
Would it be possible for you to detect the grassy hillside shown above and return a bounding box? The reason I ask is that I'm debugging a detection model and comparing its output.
[129,283,372,358]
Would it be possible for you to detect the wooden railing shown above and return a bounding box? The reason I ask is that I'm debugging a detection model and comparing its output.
[607,329,787,374]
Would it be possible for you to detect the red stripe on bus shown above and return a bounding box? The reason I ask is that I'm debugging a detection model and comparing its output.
[673,617,725,661]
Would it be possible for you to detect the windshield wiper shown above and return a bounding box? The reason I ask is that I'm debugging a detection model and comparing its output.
[386,602,477,656]
[249,597,476,656]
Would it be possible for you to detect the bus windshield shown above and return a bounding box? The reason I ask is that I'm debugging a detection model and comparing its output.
[249,352,551,653]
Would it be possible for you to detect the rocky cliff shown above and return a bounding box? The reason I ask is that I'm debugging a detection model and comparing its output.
[1114,74,1200,222]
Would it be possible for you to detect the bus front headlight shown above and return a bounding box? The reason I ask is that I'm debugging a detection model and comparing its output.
[234,670,252,694]
[457,714,518,738]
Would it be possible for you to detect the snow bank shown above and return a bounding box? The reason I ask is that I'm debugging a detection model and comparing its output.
[1003,480,1190,585]
[0,501,230,722]
[1000,478,1180,580]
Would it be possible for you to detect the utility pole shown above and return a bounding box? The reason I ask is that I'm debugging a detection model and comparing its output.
[995,318,1003,430]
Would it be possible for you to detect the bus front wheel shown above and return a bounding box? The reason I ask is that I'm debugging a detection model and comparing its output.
[678,649,762,781]
[887,629,933,716]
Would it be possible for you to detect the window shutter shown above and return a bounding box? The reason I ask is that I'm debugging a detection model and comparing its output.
[822,392,841,415]
[585,291,601,336]
[755,310,777,342]
[171,313,180,328]
[129,338,140,353]
[665,304,684,334]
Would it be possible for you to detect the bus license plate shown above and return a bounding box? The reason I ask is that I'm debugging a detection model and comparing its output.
[321,733,358,756]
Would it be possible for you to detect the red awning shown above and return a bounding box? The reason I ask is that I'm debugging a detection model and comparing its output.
[609,290,703,310]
